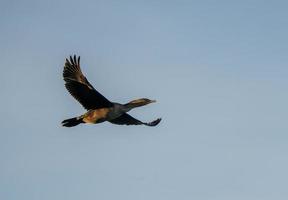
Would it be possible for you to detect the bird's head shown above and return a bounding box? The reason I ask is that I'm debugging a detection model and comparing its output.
[125,98,156,109]
[129,98,156,105]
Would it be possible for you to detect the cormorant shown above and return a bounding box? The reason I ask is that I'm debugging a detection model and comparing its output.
[61,55,161,127]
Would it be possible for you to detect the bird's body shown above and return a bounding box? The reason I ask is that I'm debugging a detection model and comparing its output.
[78,104,129,124]
[61,55,161,127]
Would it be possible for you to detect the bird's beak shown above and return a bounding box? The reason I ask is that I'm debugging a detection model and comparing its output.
[150,100,157,103]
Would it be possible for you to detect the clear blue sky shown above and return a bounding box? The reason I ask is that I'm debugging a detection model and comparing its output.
[1,0,288,199]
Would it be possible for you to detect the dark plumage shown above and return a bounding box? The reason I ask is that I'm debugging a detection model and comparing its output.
[62,55,161,127]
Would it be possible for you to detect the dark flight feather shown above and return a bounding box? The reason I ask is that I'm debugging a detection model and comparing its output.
[63,55,113,110]
[109,113,162,127]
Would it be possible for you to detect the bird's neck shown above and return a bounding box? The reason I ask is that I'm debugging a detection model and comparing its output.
[122,102,144,112]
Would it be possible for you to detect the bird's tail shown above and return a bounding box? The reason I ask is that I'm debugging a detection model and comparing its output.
[61,117,83,127]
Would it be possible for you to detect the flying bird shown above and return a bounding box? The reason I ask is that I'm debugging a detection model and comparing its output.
[61,55,161,127]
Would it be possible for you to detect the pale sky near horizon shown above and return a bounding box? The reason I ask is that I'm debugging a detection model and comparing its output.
[1,0,288,199]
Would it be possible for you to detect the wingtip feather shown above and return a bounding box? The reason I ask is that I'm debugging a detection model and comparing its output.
[145,118,162,127]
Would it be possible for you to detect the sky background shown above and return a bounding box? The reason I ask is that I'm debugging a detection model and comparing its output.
[1,0,288,199]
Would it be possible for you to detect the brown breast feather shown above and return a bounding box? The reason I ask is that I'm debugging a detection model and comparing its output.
[82,108,110,124]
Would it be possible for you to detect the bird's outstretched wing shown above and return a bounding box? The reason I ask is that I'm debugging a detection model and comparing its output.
[109,113,161,127]
[63,55,113,110]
